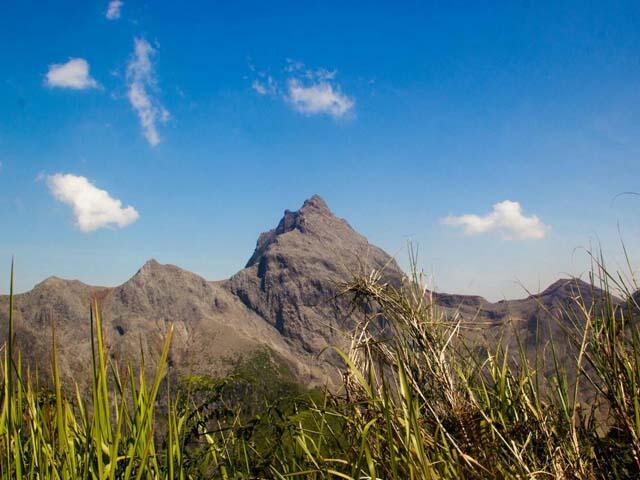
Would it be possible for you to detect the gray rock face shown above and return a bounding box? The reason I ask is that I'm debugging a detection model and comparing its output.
[0,196,403,388]
[1,260,317,389]
[0,195,622,389]
[227,194,403,356]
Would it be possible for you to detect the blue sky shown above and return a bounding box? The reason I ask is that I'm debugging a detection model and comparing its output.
[0,1,639,300]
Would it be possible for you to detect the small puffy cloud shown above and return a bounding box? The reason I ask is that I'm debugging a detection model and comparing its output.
[45,58,98,90]
[287,78,354,118]
[251,60,355,118]
[47,173,139,232]
[106,0,123,20]
[441,200,549,240]
[126,38,169,146]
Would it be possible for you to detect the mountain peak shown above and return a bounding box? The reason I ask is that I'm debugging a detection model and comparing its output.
[141,258,161,270]
[539,277,591,297]
[276,195,333,235]
[33,275,66,289]
[530,277,624,306]
[132,259,179,280]
[300,194,330,213]
[245,195,339,267]
[134,259,162,276]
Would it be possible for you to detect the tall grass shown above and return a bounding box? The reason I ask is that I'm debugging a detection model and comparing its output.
[1,254,639,479]
[0,259,326,479]
[0,258,179,479]
[291,253,640,479]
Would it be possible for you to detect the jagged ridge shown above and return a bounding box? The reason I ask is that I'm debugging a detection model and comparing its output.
[0,195,622,389]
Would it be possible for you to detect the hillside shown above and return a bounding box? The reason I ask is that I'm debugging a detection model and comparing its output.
[0,195,620,388]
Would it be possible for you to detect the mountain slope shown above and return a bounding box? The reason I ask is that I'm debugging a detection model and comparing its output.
[226,195,403,356]
[0,195,621,389]
[0,260,322,388]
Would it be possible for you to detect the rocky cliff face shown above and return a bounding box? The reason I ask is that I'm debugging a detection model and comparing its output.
[0,196,403,388]
[0,195,623,389]
[1,259,319,389]
[227,195,403,356]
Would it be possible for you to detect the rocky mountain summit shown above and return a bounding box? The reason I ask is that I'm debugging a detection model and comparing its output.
[227,195,402,355]
[0,195,623,388]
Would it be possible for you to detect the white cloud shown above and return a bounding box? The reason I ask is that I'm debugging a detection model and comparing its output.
[47,173,139,232]
[304,68,336,81]
[287,78,354,118]
[441,200,549,240]
[106,0,123,19]
[284,59,305,73]
[252,80,267,95]
[252,76,276,96]
[250,60,355,118]
[126,38,169,146]
[45,58,98,90]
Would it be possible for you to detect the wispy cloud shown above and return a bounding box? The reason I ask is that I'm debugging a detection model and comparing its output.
[252,76,276,96]
[441,200,549,240]
[106,0,123,20]
[126,38,169,146]
[250,60,355,119]
[47,173,139,232]
[45,58,98,90]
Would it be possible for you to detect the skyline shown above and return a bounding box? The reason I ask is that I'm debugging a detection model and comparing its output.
[0,1,639,300]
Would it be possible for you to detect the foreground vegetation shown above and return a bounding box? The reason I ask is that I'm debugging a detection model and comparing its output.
[1,256,639,479]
